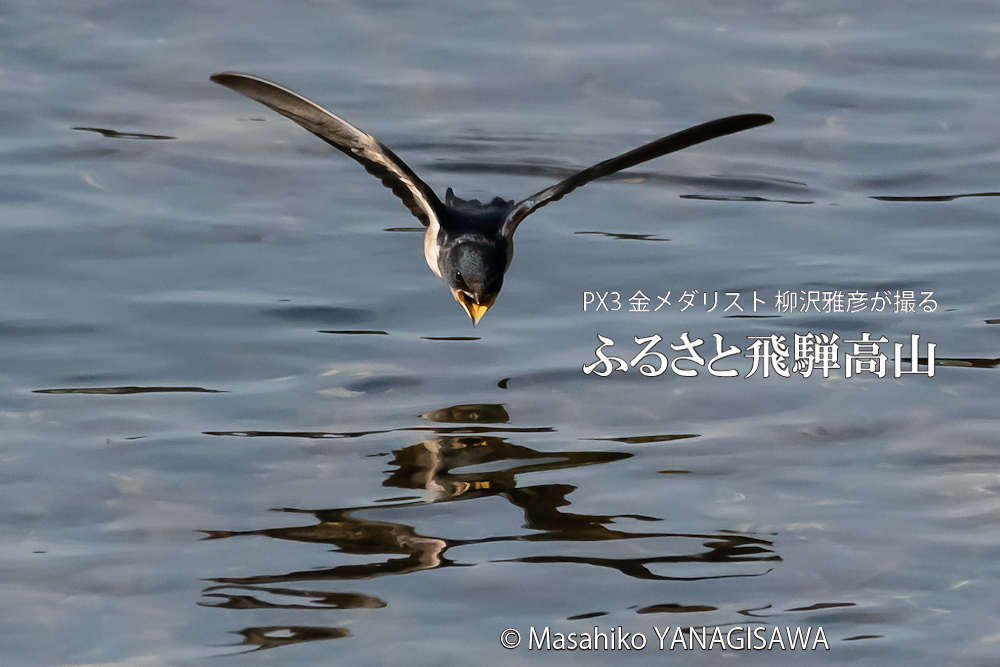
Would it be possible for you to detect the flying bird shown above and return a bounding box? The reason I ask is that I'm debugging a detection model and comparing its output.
[211,72,773,324]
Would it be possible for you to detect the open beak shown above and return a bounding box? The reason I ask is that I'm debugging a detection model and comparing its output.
[452,290,496,325]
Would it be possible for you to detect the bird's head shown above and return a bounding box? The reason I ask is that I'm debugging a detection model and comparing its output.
[443,241,505,325]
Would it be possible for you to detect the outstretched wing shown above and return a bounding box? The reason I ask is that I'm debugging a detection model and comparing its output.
[501,113,774,237]
[211,72,442,227]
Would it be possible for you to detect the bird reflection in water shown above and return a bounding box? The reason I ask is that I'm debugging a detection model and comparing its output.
[230,626,351,654]
[200,404,780,653]
[212,72,773,324]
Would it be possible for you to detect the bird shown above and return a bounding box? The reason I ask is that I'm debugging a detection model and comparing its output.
[211,72,773,325]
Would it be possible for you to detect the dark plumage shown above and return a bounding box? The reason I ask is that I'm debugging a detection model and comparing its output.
[211,72,773,324]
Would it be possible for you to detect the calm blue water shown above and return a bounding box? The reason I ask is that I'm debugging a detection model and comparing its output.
[1,1,999,665]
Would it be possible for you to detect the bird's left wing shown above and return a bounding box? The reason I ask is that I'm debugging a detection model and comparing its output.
[211,72,442,227]
[501,113,774,238]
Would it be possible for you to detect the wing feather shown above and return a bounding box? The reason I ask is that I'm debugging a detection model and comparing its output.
[211,72,441,227]
[501,113,774,237]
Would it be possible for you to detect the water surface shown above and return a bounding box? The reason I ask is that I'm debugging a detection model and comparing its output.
[1,1,999,665]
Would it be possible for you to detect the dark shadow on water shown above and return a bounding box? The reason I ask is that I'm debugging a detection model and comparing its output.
[786,602,856,612]
[72,126,176,140]
[680,194,814,205]
[637,603,718,614]
[567,611,609,620]
[908,357,1000,369]
[420,336,481,341]
[575,231,669,242]
[200,404,778,652]
[34,386,225,394]
[871,191,1000,202]
[587,433,699,444]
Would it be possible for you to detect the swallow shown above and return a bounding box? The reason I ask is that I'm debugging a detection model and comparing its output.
[211,72,773,324]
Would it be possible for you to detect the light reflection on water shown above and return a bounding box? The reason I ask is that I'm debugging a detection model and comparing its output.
[2,0,999,665]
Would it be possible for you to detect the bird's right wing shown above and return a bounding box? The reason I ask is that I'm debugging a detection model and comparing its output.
[501,113,774,237]
[211,72,442,227]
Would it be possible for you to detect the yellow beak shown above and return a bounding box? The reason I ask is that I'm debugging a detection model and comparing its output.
[452,290,496,325]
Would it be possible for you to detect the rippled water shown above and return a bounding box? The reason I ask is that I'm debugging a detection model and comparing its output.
[2,1,999,665]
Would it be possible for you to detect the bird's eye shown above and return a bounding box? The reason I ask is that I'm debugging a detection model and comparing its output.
[454,271,463,282]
